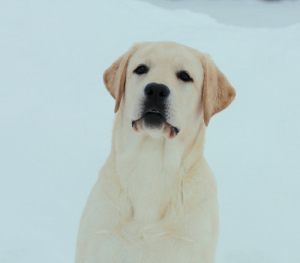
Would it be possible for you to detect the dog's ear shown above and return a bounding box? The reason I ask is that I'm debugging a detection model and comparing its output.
[200,54,236,126]
[103,45,139,113]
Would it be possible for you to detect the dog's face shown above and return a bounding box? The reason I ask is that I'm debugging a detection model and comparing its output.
[125,42,204,139]
[104,42,235,139]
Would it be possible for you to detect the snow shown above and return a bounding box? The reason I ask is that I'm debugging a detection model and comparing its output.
[1,0,300,262]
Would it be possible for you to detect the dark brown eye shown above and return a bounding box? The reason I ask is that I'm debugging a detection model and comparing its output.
[177,71,193,82]
[134,65,148,75]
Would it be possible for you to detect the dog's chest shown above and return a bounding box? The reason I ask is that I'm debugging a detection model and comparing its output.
[86,188,212,263]
[95,194,203,263]
[77,158,218,263]
[117,141,182,223]
[124,167,180,223]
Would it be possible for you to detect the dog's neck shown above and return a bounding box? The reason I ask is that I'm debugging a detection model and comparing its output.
[110,110,206,223]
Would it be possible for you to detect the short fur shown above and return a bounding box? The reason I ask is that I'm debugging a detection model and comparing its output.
[75,41,235,263]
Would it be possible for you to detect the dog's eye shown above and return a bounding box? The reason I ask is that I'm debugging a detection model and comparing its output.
[177,71,193,82]
[134,65,149,75]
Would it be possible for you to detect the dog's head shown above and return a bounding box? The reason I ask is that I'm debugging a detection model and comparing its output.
[104,42,235,139]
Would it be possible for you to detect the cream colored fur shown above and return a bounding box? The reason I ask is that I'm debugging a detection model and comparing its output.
[75,42,235,263]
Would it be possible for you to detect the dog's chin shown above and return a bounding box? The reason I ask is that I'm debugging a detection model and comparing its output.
[132,113,179,139]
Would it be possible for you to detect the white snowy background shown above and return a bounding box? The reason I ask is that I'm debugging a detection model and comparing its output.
[1,0,300,262]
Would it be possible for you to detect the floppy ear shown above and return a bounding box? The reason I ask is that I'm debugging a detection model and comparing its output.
[103,45,139,113]
[200,54,236,126]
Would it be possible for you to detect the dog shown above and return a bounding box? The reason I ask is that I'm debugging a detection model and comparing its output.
[75,41,235,263]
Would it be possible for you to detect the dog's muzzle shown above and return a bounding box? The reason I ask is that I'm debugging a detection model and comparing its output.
[132,83,179,138]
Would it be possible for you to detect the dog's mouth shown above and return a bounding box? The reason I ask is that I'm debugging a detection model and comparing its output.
[132,109,179,139]
[143,109,165,122]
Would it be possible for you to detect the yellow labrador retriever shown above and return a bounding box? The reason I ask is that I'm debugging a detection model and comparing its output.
[75,41,235,263]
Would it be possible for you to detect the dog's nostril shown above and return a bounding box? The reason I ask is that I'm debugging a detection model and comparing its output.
[145,89,153,96]
[159,89,170,98]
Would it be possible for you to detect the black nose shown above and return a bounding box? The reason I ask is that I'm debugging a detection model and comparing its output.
[144,83,170,101]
